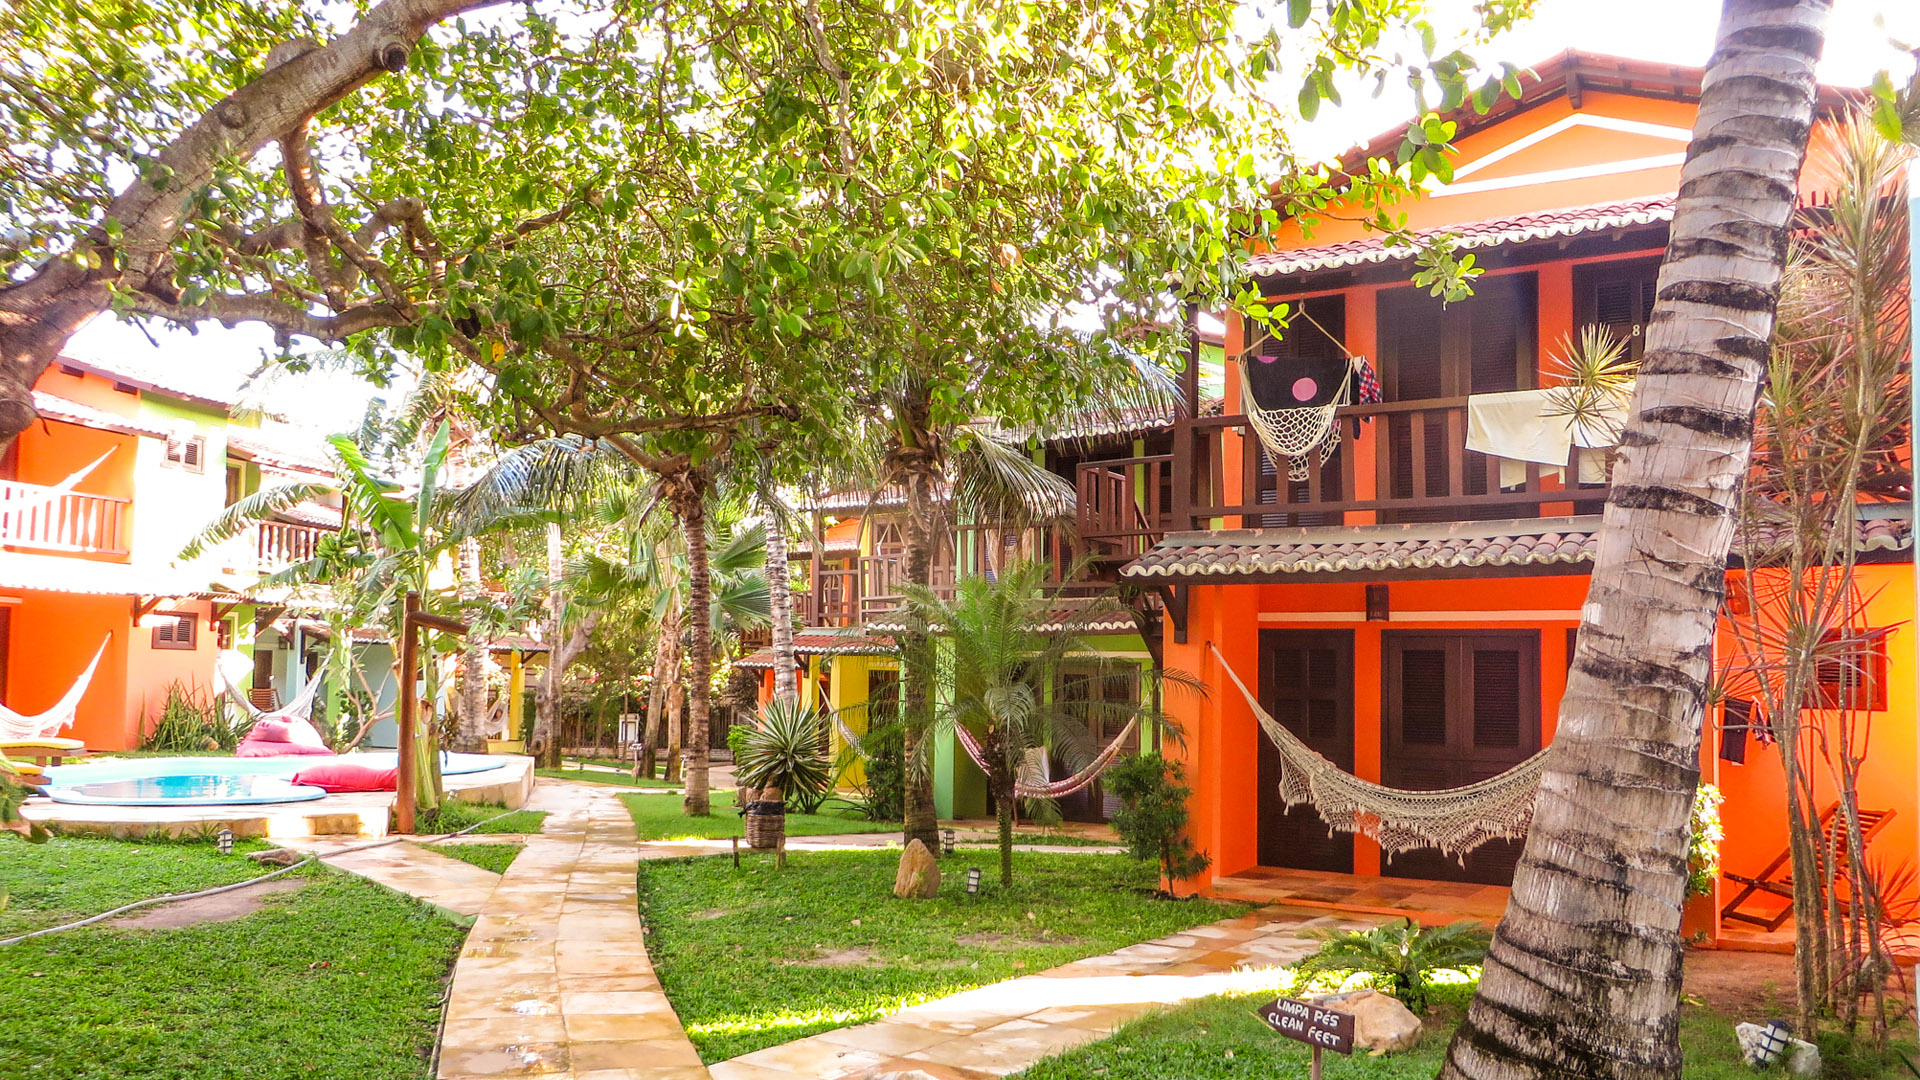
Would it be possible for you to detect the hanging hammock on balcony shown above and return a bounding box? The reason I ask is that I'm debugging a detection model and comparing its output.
[0,638,109,740]
[1209,642,1550,858]
[953,716,1141,800]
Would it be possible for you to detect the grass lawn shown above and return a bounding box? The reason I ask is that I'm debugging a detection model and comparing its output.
[433,842,524,874]
[621,789,896,841]
[424,800,548,835]
[1012,979,1918,1080]
[538,766,680,789]
[0,836,464,1080]
[636,848,1246,1061]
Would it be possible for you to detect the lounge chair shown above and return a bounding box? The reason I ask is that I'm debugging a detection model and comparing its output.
[1721,803,1895,931]
[0,737,87,766]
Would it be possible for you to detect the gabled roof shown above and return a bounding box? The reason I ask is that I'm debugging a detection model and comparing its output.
[30,390,170,439]
[734,632,897,668]
[227,428,336,477]
[1247,195,1674,277]
[55,352,237,411]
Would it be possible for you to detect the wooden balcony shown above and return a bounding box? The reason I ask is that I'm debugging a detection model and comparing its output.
[0,480,130,556]
[255,521,331,570]
[1078,398,1612,547]
[799,526,1078,628]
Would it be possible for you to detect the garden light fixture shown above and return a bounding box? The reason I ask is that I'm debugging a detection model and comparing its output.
[966,867,982,895]
[941,828,956,856]
[216,828,234,855]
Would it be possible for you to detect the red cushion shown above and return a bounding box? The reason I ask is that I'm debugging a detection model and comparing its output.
[291,763,398,793]
[235,736,336,758]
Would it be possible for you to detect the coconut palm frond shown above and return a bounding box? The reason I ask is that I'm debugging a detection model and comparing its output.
[178,480,341,560]
[952,433,1075,528]
[709,573,771,632]
[450,435,634,530]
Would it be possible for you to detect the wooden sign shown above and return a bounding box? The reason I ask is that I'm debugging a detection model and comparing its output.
[1257,996,1356,1078]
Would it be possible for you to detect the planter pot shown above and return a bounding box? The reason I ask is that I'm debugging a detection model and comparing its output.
[486,739,526,755]
[743,799,785,850]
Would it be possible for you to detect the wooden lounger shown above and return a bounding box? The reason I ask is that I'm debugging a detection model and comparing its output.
[1721,803,1895,932]
[0,737,88,767]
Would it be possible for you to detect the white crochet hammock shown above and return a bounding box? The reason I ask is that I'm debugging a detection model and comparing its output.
[1210,642,1551,858]
[215,664,327,724]
[0,638,109,740]
[1241,357,1354,481]
[834,713,1138,800]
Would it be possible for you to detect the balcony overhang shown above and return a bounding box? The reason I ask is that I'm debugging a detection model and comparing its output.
[1119,510,1914,586]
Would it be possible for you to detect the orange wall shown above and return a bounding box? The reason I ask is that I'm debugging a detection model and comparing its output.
[6,591,132,749]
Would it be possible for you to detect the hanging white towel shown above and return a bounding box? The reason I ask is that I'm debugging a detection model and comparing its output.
[1466,387,1630,490]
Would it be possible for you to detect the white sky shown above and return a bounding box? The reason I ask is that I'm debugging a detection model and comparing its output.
[65,0,1918,433]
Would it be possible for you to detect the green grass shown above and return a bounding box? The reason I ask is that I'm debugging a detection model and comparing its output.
[538,766,680,789]
[636,848,1246,1061]
[422,800,548,835]
[0,834,277,936]
[432,842,524,874]
[1002,832,1123,848]
[620,789,896,841]
[0,836,464,1080]
[1012,979,1918,1080]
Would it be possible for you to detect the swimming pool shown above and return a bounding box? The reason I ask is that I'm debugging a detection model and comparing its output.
[40,752,509,807]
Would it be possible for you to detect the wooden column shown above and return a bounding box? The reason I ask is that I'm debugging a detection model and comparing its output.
[395,591,420,835]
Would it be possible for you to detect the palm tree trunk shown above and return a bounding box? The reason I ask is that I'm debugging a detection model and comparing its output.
[527,522,568,769]
[665,678,685,783]
[991,743,1015,886]
[675,475,714,816]
[761,491,800,707]
[900,458,943,852]
[640,617,677,780]
[1440,6,1828,1078]
[455,534,489,752]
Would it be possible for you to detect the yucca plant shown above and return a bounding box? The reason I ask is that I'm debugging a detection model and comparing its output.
[734,699,832,851]
[1295,917,1491,1013]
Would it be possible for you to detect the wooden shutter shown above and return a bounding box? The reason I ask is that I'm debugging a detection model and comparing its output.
[1811,628,1889,711]
[1398,648,1449,745]
[1258,630,1355,873]
[1574,256,1663,360]
[1471,647,1524,748]
[152,611,197,650]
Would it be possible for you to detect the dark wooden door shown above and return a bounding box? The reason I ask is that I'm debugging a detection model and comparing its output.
[1382,631,1540,885]
[1052,664,1141,823]
[1257,630,1354,872]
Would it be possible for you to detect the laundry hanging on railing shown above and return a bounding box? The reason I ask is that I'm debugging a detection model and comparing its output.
[0,638,109,740]
[1209,642,1550,858]
[1465,387,1627,489]
[1240,348,1381,481]
[953,717,1140,800]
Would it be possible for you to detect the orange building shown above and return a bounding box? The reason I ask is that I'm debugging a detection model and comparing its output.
[1,352,340,751]
[1101,52,1916,948]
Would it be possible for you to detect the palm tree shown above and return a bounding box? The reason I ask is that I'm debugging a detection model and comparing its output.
[892,560,1182,886]
[1439,4,1832,1077]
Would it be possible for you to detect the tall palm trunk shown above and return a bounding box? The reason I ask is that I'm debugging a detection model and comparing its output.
[1440,5,1828,1078]
[640,612,679,779]
[674,473,715,816]
[455,534,489,752]
[665,676,685,783]
[989,731,1015,886]
[761,491,800,707]
[899,455,943,852]
[528,521,568,768]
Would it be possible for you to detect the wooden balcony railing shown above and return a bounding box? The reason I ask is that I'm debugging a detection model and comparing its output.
[0,480,130,556]
[799,526,1079,628]
[256,521,332,569]
[1077,454,1173,560]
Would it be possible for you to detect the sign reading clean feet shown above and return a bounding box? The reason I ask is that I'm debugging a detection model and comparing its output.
[1256,996,1356,1055]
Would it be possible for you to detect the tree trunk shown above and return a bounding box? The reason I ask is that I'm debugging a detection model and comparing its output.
[674,474,714,816]
[899,455,943,852]
[0,0,500,446]
[639,617,678,780]
[455,534,489,752]
[762,491,800,708]
[1440,6,1828,1078]
[665,673,685,783]
[528,521,569,769]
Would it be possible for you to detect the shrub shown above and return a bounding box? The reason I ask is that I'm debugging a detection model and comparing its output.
[734,700,834,814]
[1295,917,1491,1013]
[1105,753,1210,889]
[141,682,248,752]
[847,717,905,822]
[1687,782,1724,900]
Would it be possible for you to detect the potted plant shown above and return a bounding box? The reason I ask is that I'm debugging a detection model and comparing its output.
[734,699,831,850]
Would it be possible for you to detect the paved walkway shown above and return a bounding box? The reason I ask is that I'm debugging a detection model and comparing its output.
[705,905,1382,1080]
[278,836,506,918]
[437,782,705,1080]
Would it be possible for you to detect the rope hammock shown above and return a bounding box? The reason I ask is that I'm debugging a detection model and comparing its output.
[833,713,867,758]
[953,716,1140,800]
[215,665,327,724]
[1245,369,1351,481]
[1209,642,1551,858]
[0,638,109,740]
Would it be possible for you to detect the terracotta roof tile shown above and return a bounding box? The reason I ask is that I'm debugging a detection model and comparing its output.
[1248,196,1676,277]
[736,632,897,668]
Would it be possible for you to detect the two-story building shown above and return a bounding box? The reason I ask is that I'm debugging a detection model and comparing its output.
[1114,51,1914,947]
[1,351,344,751]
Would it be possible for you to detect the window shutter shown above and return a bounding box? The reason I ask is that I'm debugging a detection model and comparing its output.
[1720,698,1753,764]
[152,612,197,650]
[1399,648,1449,745]
[1471,648,1523,748]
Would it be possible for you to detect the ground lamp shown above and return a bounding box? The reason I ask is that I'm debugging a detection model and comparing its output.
[216,828,234,855]
[941,828,956,856]
[395,591,471,835]
[965,867,982,895]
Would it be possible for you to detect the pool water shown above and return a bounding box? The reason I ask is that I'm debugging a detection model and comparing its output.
[58,774,326,807]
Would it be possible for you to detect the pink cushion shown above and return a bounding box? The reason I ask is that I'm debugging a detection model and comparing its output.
[282,716,329,750]
[234,730,337,758]
[250,720,294,743]
[291,763,398,793]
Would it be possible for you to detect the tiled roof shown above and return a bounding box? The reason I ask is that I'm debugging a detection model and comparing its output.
[0,553,252,598]
[227,428,336,476]
[867,603,1139,636]
[30,391,170,439]
[1121,512,1914,582]
[57,351,238,409]
[1247,196,1676,277]
[791,535,860,558]
[275,501,343,529]
[734,632,897,669]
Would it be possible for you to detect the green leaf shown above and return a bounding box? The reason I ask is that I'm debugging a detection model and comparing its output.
[1287,0,1311,28]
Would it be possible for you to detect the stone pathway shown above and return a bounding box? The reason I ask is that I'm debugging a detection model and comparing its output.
[706,905,1385,1080]
[633,834,1122,861]
[437,781,705,1080]
[279,836,505,918]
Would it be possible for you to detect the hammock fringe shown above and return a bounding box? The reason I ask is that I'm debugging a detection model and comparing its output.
[1208,642,1549,858]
